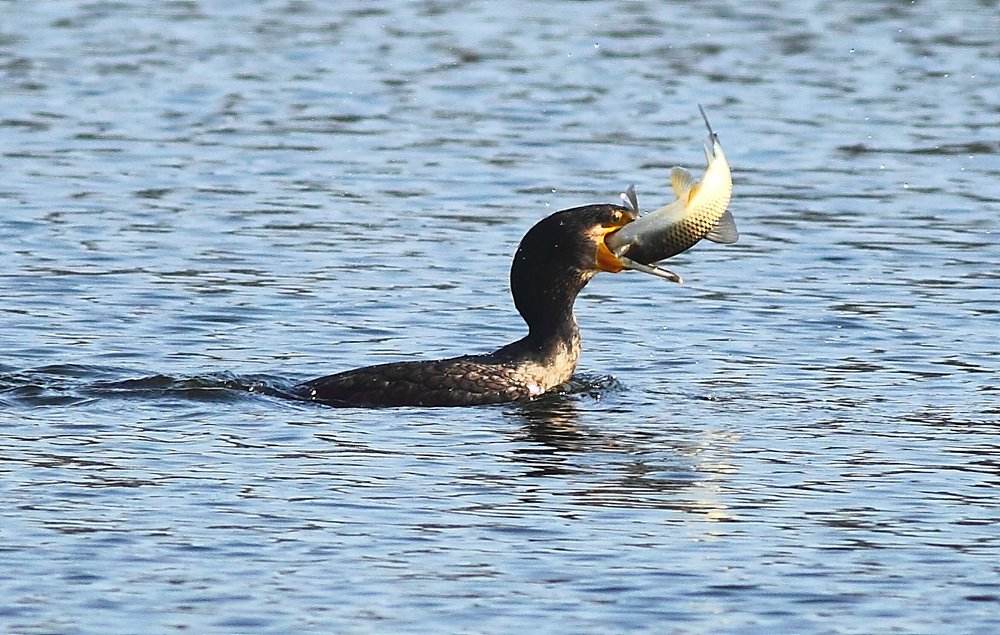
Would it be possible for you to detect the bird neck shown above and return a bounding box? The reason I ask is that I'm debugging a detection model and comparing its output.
[501,216,597,385]
[496,266,589,380]
[522,311,580,360]
[492,311,582,393]
[524,295,580,348]
[513,267,589,344]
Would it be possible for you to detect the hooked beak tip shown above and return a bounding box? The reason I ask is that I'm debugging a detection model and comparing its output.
[619,256,683,284]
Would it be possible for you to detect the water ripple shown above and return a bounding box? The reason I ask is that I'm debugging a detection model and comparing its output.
[3,1,999,633]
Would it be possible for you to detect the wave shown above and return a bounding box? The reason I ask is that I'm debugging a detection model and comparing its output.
[0,364,300,408]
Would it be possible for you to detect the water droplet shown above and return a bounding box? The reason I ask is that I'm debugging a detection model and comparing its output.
[593,42,600,49]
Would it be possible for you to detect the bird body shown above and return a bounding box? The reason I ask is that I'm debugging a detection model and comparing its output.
[298,332,580,407]
[298,205,631,407]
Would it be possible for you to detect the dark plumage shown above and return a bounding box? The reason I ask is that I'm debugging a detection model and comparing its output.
[296,204,635,407]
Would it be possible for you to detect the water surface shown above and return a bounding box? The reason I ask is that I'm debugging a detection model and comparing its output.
[2,1,998,633]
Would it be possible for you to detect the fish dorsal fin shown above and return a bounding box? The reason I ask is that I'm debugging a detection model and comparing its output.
[705,208,739,244]
[670,167,695,201]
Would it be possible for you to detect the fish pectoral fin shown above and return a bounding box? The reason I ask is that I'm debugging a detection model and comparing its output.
[619,184,639,214]
[705,208,739,244]
[670,167,695,201]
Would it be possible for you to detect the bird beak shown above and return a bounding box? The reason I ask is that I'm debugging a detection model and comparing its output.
[618,255,683,284]
[596,224,630,273]
[597,215,684,284]
[594,209,645,273]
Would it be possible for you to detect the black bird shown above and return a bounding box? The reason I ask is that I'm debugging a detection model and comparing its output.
[297,204,642,407]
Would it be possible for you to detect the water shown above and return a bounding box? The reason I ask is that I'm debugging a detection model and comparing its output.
[2,1,998,632]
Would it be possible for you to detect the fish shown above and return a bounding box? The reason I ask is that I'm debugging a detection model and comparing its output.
[606,105,738,283]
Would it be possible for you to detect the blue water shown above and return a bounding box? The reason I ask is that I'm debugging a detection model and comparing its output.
[2,1,998,633]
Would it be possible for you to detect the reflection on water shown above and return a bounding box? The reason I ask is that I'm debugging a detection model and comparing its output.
[3,0,1000,633]
[512,397,740,519]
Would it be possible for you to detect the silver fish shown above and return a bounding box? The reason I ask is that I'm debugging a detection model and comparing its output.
[607,105,738,283]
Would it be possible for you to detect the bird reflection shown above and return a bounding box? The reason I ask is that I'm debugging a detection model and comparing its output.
[503,390,738,519]
[511,395,605,452]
